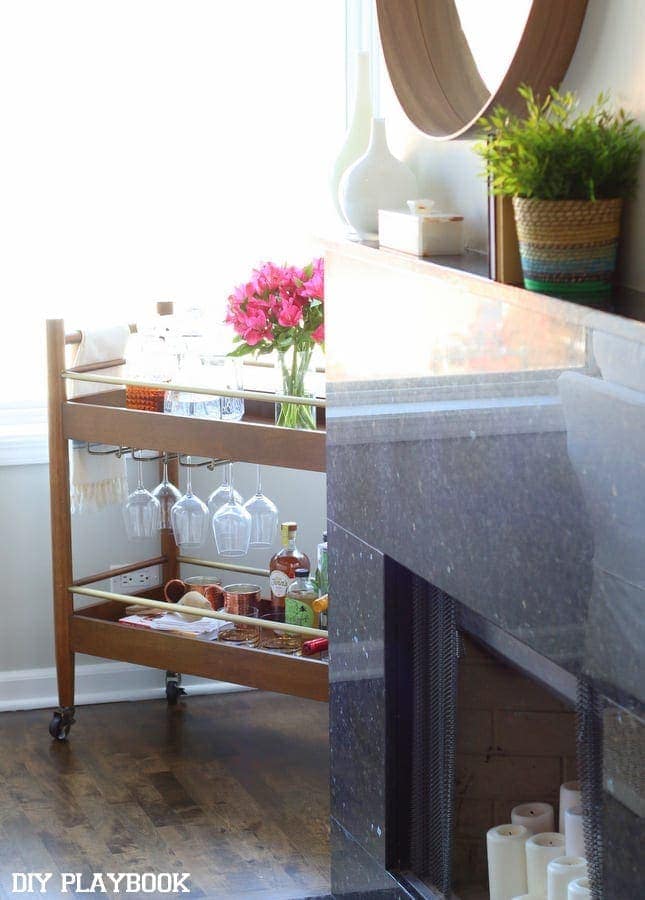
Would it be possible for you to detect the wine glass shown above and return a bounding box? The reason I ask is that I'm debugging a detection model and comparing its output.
[170,457,209,550]
[212,467,251,557]
[151,455,182,530]
[207,462,242,515]
[244,465,278,548]
[123,456,161,540]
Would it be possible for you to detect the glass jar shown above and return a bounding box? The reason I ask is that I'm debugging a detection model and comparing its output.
[285,567,317,628]
[125,331,177,412]
[164,353,244,420]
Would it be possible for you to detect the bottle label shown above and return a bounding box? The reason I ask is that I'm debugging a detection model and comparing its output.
[285,597,316,628]
[270,569,290,599]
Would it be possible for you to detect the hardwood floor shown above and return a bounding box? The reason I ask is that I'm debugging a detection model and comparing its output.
[0,691,330,900]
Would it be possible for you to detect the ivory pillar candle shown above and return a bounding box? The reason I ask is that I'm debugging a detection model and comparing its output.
[559,781,581,832]
[512,801,555,834]
[487,824,530,900]
[547,857,587,900]
[526,832,565,896]
[564,806,585,857]
[568,876,591,898]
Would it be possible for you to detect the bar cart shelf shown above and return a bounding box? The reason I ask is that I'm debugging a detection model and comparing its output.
[47,314,328,740]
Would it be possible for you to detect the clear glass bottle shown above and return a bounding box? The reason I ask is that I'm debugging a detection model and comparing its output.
[285,568,317,628]
[269,522,310,618]
[315,530,328,597]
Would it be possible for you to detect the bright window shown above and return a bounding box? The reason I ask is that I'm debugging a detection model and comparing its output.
[0,0,346,416]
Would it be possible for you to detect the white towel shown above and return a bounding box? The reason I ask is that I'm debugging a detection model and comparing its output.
[69,325,131,514]
[120,613,233,640]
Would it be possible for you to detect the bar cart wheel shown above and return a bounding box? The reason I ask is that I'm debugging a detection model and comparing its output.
[165,671,186,705]
[49,706,76,741]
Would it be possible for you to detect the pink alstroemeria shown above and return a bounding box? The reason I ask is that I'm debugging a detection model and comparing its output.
[225,258,325,355]
[312,323,324,344]
[277,297,303,328]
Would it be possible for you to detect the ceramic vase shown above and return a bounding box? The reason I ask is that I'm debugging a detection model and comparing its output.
[340,117,417,240]
[330,50,373,222]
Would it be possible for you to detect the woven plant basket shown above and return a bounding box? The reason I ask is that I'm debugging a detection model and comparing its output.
[512,197,623,295]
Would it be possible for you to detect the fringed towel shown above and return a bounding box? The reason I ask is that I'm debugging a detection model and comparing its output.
[69,325,131,514]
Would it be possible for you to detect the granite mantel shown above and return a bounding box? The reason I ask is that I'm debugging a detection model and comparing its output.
[326,240,645,899]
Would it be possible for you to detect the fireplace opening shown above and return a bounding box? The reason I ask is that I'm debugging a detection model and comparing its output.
[385,560,602,899]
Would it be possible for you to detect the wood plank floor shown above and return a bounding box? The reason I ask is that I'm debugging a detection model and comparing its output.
[0,691,330,900]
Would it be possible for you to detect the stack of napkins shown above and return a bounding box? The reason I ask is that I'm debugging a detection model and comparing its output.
[120,612,232,641]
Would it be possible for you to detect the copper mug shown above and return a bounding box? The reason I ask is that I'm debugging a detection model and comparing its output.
[222,583,261,616]
[164,577,223,609]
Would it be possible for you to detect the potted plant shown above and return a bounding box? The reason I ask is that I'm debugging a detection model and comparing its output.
[226,259,324,429]
[476,85,643,297]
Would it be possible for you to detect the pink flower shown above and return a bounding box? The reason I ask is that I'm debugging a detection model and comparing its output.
[312,323,324,344]
[301,257,324,300]
[225,258,324,353]
[277,297,303,328]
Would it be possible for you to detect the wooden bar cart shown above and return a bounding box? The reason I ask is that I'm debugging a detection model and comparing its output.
[46,314,328,740]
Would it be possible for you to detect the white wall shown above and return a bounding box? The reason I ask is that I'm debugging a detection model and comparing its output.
[0,458,325,709]
[379,0,645,289]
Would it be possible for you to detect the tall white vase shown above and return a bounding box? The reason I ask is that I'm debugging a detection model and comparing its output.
[330,50,373,222]
[339,117,417,240]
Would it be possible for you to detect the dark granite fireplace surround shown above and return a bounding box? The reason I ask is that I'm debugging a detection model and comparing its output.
[326,243,644,899]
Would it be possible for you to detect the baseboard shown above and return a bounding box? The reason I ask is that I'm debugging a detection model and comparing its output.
[0,661,249,712]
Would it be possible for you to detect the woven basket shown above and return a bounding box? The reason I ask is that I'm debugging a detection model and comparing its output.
[512,197,623,295]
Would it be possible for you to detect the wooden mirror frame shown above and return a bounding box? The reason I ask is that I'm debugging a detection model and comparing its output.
[376,0,589,140]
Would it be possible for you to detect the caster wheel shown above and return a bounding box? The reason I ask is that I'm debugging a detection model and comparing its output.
[49,707,75,741]
[165,672,186,706]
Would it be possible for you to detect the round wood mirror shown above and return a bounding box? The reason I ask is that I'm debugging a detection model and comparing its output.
[376,0,589,139]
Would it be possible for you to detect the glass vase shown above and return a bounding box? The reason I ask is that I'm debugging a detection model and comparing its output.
[275,346,316,430]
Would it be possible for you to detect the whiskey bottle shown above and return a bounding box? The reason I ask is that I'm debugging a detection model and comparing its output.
[269,522,310,618]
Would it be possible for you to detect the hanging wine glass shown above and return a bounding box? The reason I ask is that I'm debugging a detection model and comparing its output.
[243,465,278,548]
[151,454,182,530]
[123,455,161,540]
[170,456,209,549]
[212,466,251,558]
[207,462,242,515]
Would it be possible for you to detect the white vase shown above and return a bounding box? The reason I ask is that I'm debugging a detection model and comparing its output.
[330,50,373,222]
[340,117,417,240]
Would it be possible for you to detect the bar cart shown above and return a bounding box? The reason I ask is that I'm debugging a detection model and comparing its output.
[46,311,328,740]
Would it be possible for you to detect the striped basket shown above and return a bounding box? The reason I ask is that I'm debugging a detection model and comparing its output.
[512,197,623,296]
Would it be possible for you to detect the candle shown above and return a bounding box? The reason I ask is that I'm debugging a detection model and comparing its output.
[564,806,585,858]
[487,824,529,900]
[559,781,581,832]
[568,876,591,898]
[512,801,555,834]
[547,856,587,900]
[511,896,544,899]
[526,832,565,895]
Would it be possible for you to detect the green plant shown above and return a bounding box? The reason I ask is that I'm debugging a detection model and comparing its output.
[475,85,643,201]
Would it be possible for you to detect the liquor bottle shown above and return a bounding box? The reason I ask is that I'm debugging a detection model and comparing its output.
[315,531,328,597]
[285,568,317,628]
[269,522,310,618]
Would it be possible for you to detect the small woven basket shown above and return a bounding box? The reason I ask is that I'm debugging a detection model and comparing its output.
[513,197,623,295]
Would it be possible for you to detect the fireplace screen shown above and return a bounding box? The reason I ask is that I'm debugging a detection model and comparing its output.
[385,563,603,899]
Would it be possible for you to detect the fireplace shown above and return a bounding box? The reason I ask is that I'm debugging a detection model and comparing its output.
[326,240,644,899]
[384,562,590,899]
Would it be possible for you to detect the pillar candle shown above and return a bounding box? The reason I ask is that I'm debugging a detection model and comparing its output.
[547,856,587,900]
[512,801,555,834]
[559,781,581,832]
[526,831,565,896]
[568,876,591,898]
[564,806,585,858]
[487,824,530,900]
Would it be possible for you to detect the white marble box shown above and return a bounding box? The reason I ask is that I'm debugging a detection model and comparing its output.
[378,208,464,257]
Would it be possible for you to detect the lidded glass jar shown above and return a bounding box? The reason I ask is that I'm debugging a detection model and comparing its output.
[125,330,178,412]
